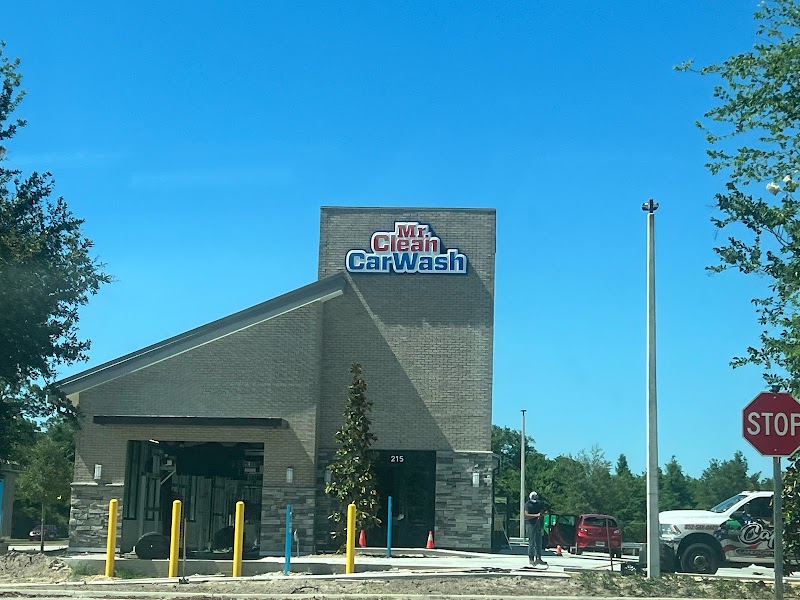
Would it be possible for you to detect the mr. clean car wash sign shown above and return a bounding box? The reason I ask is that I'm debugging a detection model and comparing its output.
[743,391,800,456]
[346,221,468,274]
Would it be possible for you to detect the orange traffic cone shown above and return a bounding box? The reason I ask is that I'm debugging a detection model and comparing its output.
[358,530,367,548]
[426,530,435,549]
[556,544,563,556]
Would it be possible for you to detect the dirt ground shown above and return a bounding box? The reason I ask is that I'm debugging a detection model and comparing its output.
[0,551,71,583]
[102,573,799,599]
[1,551,799,598]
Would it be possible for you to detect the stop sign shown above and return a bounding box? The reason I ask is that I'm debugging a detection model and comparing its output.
[743,391,800,456]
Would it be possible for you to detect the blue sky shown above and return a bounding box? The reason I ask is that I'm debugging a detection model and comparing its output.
[3,1,777,478]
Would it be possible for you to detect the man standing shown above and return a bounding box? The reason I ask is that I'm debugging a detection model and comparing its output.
[524,491,547,567]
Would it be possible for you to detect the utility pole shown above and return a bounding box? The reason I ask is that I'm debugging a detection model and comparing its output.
[520,409,526,539]
[642,199,660,578]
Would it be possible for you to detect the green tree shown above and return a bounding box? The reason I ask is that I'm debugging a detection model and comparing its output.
[546,455,589,515]
[615,454,632,478]
[491,425,523,502]
[659,456,694,511]
[611,454,646,542]
[680,0,800,570]
[612,454,646,522]
[0,399,36,463]
[0,42,110,459]
[575,446,613,514]
[325,364,380,544]
[16,428,72,551]
[694,452,761,509]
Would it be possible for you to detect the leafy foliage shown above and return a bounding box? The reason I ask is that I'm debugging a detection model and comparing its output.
[614,454,646,527]
[693,451,763,509]
[325,363,381,543]
[491,425,767,543]
[678,0,800,571]
[0,42,109,458]
[16,420,74,550]
[659,456,693,511]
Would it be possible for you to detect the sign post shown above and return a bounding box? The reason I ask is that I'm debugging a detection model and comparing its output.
[774,457,784,600]
[742,391,800,600]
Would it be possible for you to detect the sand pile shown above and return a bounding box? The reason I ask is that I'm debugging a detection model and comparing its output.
[0,551,72,583]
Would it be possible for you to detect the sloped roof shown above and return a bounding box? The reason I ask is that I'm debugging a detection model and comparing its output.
[56,273,347,395]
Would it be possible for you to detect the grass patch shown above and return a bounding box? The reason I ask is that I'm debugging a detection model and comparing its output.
[68,562,97,579]
[113,567,139,579]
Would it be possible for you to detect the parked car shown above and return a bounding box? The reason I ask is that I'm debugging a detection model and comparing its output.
[575,514,622,557]
[29,524,59,541]
[544,513,622,558]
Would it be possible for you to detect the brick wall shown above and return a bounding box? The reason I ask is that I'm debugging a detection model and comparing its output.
[318,207,496,550]
[317,208,495,453]
[69,207,496,553]
[71,303,322,550]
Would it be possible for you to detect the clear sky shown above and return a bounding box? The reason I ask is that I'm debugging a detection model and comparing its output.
[3,1,778,478]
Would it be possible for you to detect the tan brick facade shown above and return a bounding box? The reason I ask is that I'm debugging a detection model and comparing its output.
[64,207,495,553]
[318,208,496,549]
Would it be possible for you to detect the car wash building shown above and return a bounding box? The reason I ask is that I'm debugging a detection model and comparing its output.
[58,207,496,555]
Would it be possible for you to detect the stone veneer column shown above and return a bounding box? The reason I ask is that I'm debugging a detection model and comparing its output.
[314,450,338,551]
[435,451,494,551]
[260,486,315,554]
[69,483,124,550]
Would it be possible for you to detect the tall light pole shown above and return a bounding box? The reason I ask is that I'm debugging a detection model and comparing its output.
[643,199,660,578]
[520,409,526,539]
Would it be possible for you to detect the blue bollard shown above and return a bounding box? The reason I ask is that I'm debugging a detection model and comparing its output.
[386,496,393,558]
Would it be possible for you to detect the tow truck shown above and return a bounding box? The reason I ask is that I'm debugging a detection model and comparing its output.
[654,491,774,574]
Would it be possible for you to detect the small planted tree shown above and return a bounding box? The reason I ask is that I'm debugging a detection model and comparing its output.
[16,431,72,552]
[325,363,380,545]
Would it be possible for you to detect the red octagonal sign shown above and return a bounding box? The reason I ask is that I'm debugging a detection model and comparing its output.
[743,391,800,456]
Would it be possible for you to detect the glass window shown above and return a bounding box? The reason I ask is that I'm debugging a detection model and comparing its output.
[744,497,772,519]
[583,516,617,528]
[709,494,747,513]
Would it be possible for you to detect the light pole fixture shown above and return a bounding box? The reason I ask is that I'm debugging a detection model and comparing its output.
[520,409,526,539]
[642,198,660,578]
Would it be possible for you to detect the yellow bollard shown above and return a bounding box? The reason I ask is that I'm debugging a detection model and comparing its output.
[105,499,118,577]
[345,503,356,574]
[169,500,182,578]
[232,501,245,577]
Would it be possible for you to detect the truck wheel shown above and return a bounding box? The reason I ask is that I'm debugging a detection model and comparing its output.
[680,543,719,574]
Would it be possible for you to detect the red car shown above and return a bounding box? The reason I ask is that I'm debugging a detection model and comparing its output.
[574,514,622,557]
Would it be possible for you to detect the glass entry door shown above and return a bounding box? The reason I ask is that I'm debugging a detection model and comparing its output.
[373,450,435,548]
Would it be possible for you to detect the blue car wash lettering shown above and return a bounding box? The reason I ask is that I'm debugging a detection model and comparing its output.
[346,221,467,274]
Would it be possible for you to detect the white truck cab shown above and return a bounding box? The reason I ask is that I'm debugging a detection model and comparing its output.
[658,491,774,574]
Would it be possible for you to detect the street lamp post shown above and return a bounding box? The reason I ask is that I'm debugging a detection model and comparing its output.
[520,409,526,539]
[642,199,660,578]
